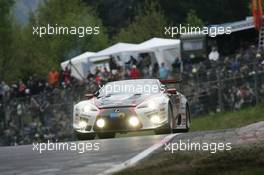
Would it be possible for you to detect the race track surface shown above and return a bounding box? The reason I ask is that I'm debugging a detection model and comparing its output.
[0,135,166,175]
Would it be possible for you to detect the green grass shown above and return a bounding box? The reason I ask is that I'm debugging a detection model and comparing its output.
[190,103,264,132]
[114,103,264,175]
[114,103,264,138]
[115,143,264,175]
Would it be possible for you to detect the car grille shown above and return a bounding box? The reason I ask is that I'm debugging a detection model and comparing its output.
[93,107,142,132]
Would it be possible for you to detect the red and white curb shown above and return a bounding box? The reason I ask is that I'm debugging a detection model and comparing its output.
[99,133,180,175]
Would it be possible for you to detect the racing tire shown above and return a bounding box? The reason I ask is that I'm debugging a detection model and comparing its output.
[172,106,191,133]
[75,131,96,140]
[182,106,191,132]
[154,105,173,135]
[97,132,116,139]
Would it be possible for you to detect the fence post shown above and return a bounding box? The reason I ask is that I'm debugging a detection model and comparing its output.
[254,55,259,104]
[217,67,223,112]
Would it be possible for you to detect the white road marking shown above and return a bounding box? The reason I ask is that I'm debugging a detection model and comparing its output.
[99,133,180,175]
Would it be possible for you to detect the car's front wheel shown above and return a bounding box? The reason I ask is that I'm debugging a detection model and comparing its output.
[182,106,191,132]
[74,131,96,140]
[172,106,191,133]
[154,105,173,135]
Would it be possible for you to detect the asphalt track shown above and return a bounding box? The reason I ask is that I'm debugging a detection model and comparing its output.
[0,135,167,175]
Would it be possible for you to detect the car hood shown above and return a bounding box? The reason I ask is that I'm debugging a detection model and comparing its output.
[94,93,156,108]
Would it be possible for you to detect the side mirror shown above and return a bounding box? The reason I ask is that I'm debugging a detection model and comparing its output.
[84,93,95,99]
[166,88,177,94]
[84,90,99,99]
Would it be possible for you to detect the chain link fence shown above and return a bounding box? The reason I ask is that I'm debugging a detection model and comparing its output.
[0,85,89,146]
[181,60,264,116]
[0,58,264,146]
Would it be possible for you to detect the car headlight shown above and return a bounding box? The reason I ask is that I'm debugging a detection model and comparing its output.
[81,104,98,113]
[137,99,158,110]
[96,118,105,128]
[129,116,140,127]
[79,120,88,128]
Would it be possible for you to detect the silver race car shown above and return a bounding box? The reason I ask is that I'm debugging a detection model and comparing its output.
[73,79,191,140]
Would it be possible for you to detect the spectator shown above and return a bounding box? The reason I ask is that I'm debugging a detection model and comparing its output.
[209,47,220,62]
[28,76,41,95]
[27,76,34,91]
[172,57,181,73]
[159,62,170,79]
[142,67,150,78]
[95,73,102,85]
[230,56,240,73]
[125,56,138,69]
[0,81,10,101]
[18,80,27,97]
[62,67,71,86]
[48,68,59,87]
[102,67,110,78]
[109,56,118,74]
[87,71,95,80]
[10,82,18,98]
[124,69,130,79]
[183,56,193,73]
[142,54,151,69]
[152,62,159,78]
[136,58,143,71]
[130,65,140,79]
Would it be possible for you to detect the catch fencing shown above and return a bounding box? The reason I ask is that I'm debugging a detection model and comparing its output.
[0,61,264,145]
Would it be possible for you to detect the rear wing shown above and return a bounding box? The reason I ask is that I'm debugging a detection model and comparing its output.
[159,79,183,92]
[159,79,182,84]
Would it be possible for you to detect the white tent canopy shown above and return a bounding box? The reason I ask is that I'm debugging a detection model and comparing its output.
[134,37,180,50]
[88,43,138,72]
[89,43,137,62]
[60,38,181,77]
[127,38,181,68]
[89,38,181,69]
[61,51,95,80]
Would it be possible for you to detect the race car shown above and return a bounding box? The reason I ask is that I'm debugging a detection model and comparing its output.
[73,79,191,140]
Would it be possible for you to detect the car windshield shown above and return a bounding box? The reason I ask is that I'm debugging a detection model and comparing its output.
[98,80,161,97]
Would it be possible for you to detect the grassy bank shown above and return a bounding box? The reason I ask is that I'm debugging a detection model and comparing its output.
[114,103,264,138]
[115,143,264,175]
[191,103,264,132]
[114,103,264,175]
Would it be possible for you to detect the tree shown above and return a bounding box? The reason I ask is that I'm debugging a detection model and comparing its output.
[114,1,168,43]
[5,0,109,81]
[185,10,204,27]
[84,0,250,35]
[0,0,14,80]
[158,0,250,25]
[84,0,139,36]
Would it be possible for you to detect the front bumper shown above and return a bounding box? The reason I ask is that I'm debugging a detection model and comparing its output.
[93,107,143,132]
[74,106,168,133]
